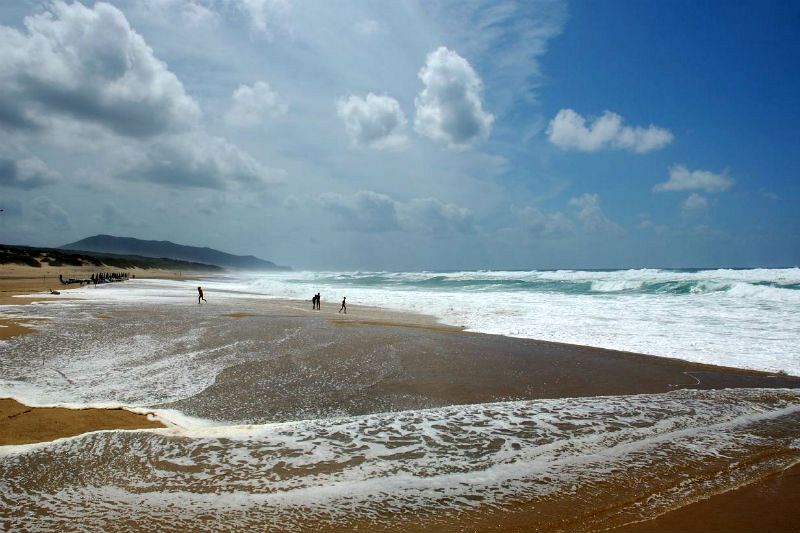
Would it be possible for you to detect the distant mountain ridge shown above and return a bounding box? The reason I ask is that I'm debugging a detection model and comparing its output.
[61,235,289,271]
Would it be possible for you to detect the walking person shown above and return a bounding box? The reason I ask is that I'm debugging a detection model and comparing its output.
[339,296,346,314]
[316,292,321,310]
[198,286,207,304]
[311,293,317,310]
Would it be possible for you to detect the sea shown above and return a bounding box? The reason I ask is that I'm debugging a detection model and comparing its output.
[208,267,800,375]
[1,267,799,532]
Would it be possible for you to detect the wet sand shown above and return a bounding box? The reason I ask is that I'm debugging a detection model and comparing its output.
[165,300,799,423]
[0,399,164,446]
[608,462,800,533]
[2,271,799,531]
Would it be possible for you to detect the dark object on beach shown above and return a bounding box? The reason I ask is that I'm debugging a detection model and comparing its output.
[49,289,60,295]
[198,286,207,304]
[311,293,318,310]
[339,297,346,314]
[316,292,321,310]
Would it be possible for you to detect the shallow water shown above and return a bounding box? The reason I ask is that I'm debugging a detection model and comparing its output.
[1,278,799,532]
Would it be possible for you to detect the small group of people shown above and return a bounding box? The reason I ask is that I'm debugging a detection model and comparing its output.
[311,292,347,313]
[196,286,344,310]
[59,272,130,286]
[90,272,129,284]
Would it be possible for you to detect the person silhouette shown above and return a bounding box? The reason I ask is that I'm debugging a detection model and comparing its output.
[311,293,317,309]
[339,297,346,314]
[198,286,207,304]
[316,292,321,310]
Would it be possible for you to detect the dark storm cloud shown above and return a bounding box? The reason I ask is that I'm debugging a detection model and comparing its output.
[0,1,200,138]
[0,157,58,189]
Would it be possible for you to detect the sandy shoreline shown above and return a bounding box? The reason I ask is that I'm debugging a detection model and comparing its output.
[2,266,799,532]
[0,264,209,306]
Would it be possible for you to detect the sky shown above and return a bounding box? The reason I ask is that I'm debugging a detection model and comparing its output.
[0,0,798,270]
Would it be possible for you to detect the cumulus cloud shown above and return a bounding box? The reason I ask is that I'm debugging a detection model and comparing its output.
[547,109,673,153]
[128,133,285,190]
[0,1,200,137]
[414,47,494,148]
[569,193,624,234]
[654,165,734,192]
[319,190,474,234]
[0,157,59,189]
[31,196,71,229]
[682,193,708,212]
[516,205,574,237]
[336,94,408,150]
[226,81,287,128]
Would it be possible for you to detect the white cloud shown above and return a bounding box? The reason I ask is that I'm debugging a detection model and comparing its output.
[516,205,574,237]
[133,0,218,28]
[429,1,566,111]
[319,190,474,234]
[547,109,673,153]
[569,193,624,234]
[233,0,290,35]
[0,157,59,189]
[414,46,494,148]
[682,193,708,212]
[654,165,734,192]
[336,94,408,150]
[0,1,201,137]
[226,81,287,128]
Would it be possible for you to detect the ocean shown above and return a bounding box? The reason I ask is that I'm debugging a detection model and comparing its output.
[1,268,798,532]
[208,267,800,375]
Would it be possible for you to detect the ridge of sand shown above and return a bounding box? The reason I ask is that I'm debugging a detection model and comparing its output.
[0,398,164,446]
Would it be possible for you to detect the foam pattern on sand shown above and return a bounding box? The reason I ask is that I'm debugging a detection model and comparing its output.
[2,389,799,532]
[0,283,297,408]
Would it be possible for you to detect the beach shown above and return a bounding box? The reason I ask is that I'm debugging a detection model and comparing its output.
[1,268,799,532]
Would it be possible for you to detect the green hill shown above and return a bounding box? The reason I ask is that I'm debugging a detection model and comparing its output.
[1,244,222,271]
[61,235,289,271]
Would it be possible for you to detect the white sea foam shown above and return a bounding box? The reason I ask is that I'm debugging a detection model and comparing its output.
[206,268,800,375]
[2,389,798,532]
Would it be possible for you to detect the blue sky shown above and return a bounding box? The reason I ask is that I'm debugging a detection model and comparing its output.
[0,0,797,269]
